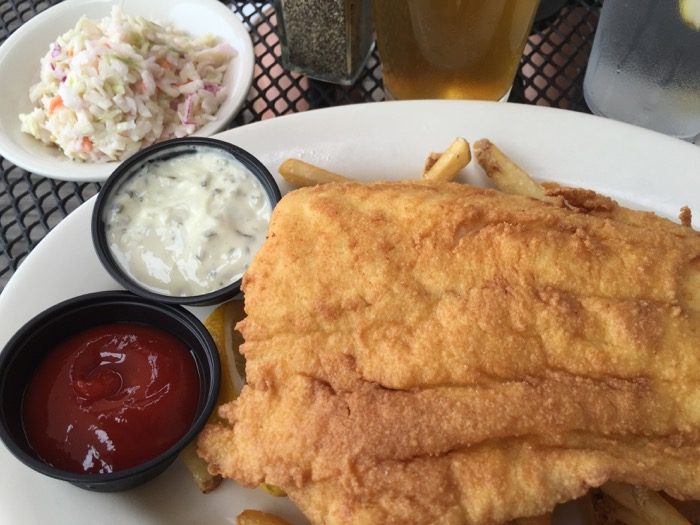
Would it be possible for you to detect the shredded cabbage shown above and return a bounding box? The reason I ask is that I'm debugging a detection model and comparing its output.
[19,6,235,162]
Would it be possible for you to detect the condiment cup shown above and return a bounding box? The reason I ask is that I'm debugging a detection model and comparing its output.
[0,291,220,492]
[91,137,281,306]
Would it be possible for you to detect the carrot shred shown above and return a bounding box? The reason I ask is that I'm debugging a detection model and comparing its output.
[48,95,63,114]
[82,136,93,152]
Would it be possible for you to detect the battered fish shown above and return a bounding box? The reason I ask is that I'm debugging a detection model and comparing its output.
[198,181,700,524]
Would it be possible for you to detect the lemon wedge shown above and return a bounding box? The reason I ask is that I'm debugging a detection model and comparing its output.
[203,299,246,419]
[181,300,246,492]
[680,0,700,30]
[203,301,287,497]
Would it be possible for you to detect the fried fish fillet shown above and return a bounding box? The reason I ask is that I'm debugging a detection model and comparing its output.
[198,181,700,524]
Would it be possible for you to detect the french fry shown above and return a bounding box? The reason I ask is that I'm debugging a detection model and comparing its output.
[423,151,441,173]
[259,482,287,497]
[473,138,556,203]
[278,158,351,187]
[237,509,292,525]
[211,300,246,413]
[601,482,691,525]
[179,441,221,493]
[422,137,471,182]
[601,493,653,525]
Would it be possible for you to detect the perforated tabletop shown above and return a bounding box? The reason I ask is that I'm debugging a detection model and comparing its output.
[0,0,601,291]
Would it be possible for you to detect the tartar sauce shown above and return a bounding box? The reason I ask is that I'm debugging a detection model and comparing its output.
[105,147,272,296]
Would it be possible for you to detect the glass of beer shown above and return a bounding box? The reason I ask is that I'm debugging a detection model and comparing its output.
[373,0,540,101]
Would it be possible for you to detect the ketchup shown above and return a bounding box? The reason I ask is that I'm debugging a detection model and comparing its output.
[22,323,199,474]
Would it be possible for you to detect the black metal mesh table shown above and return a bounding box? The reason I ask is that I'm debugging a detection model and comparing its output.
[0,0,601,292]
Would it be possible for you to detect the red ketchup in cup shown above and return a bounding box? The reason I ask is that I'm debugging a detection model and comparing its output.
[22,323,199,474]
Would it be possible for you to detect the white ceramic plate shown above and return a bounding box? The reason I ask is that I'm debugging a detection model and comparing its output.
[0,0,254,182]
[1,100,699,525]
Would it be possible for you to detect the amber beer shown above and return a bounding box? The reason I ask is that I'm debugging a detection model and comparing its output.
[373,0,540,100]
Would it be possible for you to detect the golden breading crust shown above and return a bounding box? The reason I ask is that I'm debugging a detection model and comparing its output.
[198,181,700,525]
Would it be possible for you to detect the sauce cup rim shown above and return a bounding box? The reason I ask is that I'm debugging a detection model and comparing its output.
[91,137,281,307]
[0,290,221,490]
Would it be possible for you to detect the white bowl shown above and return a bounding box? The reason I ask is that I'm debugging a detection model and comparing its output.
[0,0,254,182]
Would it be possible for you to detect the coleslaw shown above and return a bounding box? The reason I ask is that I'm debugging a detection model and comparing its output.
[19,6,234,162]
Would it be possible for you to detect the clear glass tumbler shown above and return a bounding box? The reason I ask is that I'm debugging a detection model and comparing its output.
[583,0,700,140]
[372,0,540,101]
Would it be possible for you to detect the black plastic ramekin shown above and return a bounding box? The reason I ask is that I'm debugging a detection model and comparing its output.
[0,291,220,492]
[91,137,281,306]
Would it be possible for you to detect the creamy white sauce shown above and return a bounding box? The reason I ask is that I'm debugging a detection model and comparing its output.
[105,147,272,296]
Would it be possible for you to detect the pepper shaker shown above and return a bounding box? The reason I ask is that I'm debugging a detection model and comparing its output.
[274,0,374,85]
